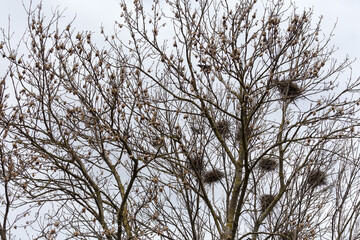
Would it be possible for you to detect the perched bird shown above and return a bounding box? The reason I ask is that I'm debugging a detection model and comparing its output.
[197,64,211,73]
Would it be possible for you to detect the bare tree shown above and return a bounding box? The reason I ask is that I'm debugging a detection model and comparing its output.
[0,4,143,239]
[1,0,360,239]
[0,77,13,240]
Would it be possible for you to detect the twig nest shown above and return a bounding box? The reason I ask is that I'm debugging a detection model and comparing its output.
[187,153,204,173]
[260,194,275,211]
[306,169,326,187]
[203,169,224,184]
[275,80,302,100]
[151,136,165,148]
[216,119,231,137]
[258,157,277,171]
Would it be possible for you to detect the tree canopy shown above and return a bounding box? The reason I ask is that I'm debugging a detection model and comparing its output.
[1,0,360,239]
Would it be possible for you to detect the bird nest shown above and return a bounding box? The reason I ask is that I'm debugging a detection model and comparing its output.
[260,194,275,211]
[306,169,326,187]
[275,80,302,100]
[151,136,165,148]
[187,153,204,173]
[203,169,224,184]
[216,120,231,137]
[259,157,277,171]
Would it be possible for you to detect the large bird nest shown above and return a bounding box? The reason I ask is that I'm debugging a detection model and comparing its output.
[216,119,231,137]
[260,194,275,211]
[306,169,326,187]
[258,157,277,171]
[203,169,224,184]
[275,80,302,100]
[187,153,205,173]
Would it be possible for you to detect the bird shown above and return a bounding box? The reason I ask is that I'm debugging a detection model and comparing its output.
[197,64,211,73]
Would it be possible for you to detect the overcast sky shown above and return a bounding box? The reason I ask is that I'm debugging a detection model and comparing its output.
[1,0,360,78]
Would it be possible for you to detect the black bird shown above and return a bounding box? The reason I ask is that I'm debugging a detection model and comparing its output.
[197,64,211,73]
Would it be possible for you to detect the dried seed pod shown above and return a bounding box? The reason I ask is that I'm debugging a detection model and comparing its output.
[260,194,275,211]
[203,169,224,184]
[306,169,326,187]
[259,157,277,171]
[151,210,160,220]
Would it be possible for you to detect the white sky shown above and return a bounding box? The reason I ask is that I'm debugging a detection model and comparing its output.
[297,0,360,78]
